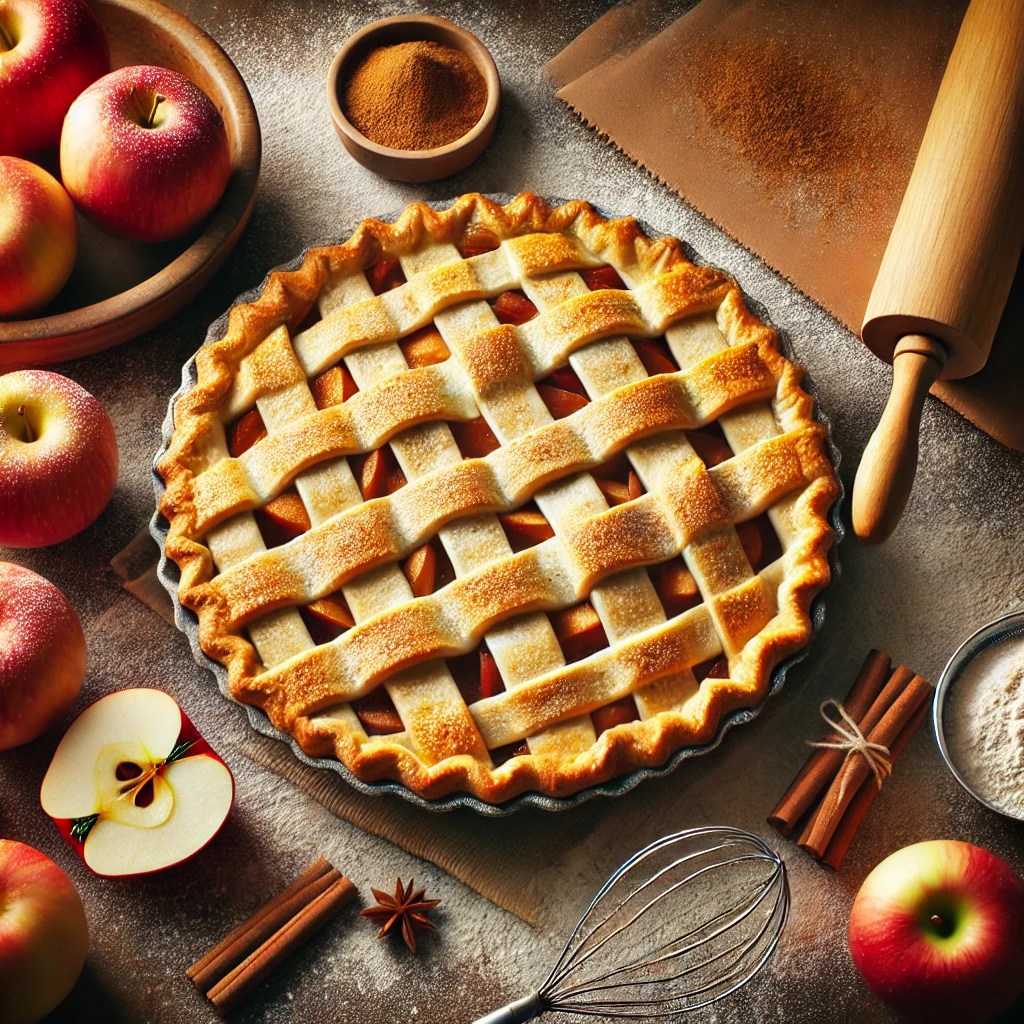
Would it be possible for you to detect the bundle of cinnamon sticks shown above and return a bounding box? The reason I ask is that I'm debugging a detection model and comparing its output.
[768,650,931,869]
[188,857,356,1015]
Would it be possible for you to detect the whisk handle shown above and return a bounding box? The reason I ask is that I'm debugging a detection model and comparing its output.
[472,992,544,1024]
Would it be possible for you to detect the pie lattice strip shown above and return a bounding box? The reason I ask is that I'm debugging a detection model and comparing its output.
[190,336,774,540]
[201,344,367,743]
[211,325,487,765]
[207,420,824,633]
[315,269,595,760]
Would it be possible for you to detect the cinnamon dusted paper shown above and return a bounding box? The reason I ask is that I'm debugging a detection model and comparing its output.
[549,0,1024,450]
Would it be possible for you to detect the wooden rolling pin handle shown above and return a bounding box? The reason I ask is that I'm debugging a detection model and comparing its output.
[852,335,948,545]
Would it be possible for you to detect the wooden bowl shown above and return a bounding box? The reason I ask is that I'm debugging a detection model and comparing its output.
[327,15,500,184]
[0,0,260,370]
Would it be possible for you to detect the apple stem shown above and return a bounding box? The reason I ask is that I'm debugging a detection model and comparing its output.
[930,914,942,927]
[146,92,166,129]
[16,405,34,443]
[0,20,13,50]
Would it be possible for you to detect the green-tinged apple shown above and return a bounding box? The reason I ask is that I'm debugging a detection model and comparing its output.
[0,839,88,1024]
[0,370,118,547]
[60,64,232,242]
[0,0,109,156]
[41,688,234,877]
[849,840,1024,1024]
[0,562,85,750]
[0,156,77,318]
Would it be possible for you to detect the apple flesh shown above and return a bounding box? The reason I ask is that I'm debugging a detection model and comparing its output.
[849,840,1024,1024]
[0,0,109,156]
[0,370,118,547]
[60,64,232,242]
[40,688,234,877]
[0,839,88,1024]
[0,156,77,318]
[0,562,86,750]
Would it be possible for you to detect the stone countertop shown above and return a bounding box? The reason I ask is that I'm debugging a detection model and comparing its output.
[2,1,1023,1022]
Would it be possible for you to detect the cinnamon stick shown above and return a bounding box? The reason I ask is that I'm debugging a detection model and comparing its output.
[820,700,929,870]
[799,673,932,858]
[190,865,342,993]
[188,857,332,983]
[768,650,892,834]
[208,874,357,1016]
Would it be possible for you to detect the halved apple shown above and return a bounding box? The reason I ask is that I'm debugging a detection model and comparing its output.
[40,689,233,878]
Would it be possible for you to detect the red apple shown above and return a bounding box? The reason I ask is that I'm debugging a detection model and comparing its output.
[0,370,118,547]
[0,0,109,156]
[0,156,77,318]
[0,839,88,1024]
[41,688,234,877]
[0,563,85,750]
[60,64,232,242]
[849,840,1024,1024]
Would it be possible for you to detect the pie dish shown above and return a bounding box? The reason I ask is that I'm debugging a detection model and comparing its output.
[156,193,840,803]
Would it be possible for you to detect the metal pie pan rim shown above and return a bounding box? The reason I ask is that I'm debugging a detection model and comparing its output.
[150,193,845,816]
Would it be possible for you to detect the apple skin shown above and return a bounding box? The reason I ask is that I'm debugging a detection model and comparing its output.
[60,64,232,242]
[0,156,78,318]
[0,839,89,1024]
[0,562,86,750]
[849,840,1024,1024]
[0,370,118,547]
[0,0,109,156]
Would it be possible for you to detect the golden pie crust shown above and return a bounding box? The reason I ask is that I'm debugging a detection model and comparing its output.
[158,193,839,803]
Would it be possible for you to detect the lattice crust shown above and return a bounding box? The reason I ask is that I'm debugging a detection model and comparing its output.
[158,194,838,802]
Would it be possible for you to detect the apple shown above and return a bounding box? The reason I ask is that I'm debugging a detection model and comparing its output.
[0,562,85,751]
[60,64,232,242]
[0,370,118,547]
[849,840,1024,1024]
[0,0,109,156]
[40,688,234,877]
[0,840,89,1024]
[0,156,77,318]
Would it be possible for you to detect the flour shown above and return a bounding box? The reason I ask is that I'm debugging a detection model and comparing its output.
[945,632,1024,818]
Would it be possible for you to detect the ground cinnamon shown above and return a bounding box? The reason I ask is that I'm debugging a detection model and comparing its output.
[679,36,906,220]
[343,40,487,151]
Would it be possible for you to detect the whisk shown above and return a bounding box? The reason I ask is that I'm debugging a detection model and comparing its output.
[474,826,789,1023]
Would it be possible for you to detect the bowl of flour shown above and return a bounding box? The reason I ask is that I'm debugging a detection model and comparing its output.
[935,610,1024,822]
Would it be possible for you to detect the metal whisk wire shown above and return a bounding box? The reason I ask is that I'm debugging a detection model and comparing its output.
[473,827,789,1023]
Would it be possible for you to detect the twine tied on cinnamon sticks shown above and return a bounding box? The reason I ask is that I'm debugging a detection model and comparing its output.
[768,650,932,869]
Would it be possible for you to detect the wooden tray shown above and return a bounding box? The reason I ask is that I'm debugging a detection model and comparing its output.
[0,0,260,370]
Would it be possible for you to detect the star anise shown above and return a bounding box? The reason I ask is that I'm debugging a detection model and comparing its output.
[361,878,440,953]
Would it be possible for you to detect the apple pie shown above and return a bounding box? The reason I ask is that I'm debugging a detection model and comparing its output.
[157,193,839,803]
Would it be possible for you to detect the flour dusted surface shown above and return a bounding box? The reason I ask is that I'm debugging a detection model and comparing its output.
[945,632,1024,818]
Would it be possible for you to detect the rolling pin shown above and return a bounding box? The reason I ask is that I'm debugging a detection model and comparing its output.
[852,0,1024,544]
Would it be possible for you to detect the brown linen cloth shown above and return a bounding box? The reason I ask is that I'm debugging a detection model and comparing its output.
[548,0,1024,450]
[113,528,601,925]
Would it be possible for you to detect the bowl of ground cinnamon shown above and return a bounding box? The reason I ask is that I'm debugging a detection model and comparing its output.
[327,15,500,183]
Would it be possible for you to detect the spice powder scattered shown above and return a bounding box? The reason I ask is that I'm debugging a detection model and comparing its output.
[343,40,487,151]
[678,36,907,220]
